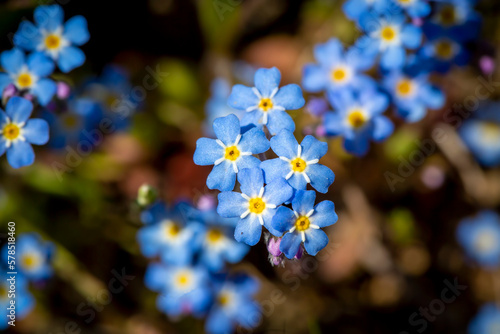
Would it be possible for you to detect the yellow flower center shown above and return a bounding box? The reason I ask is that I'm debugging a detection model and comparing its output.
[381,26,397,41]
[435,41,454,59]
[290,157,307,172]
[218,292,231,306]
[206,229,223,243]
[45,34,61,50]
[248,198,266,214]
[165,222,180,237]
[224,145,240,161]
[258,98,273,112]
[295,216,310,232]
[22,254,37,269]
[3,123,20,140]
[480,122,500,144]
[439,6,456,26]
[396,79,414,97]
[474,231,496,253]
[347,110,367,129]
[17,73,32,88]
[176,272,191,287]
[331,68,347,82]
[397,0,412,4]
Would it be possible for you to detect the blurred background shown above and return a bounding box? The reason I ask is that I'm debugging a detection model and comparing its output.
[1,0,500,333]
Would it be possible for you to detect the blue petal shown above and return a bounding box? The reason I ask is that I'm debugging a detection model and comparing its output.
[266,109,295,136]
[238,127,270,153]
[144,263,169,292]
[273,84,305,110]
[217,191,247,217]
[213,114,240,146]
[207,161,237,191]
[292,190,316,215]
[372,115,394,142]
[31,78,57,106]
[407,1,431,18]
[271,206,295,235]
[34,5,64,32]
[304,229,329,256]
[300,135,328,161]
[254,67,281,97]
[23,119,49,145]
[7,140,35,168]
[306,164,335,193]
[396,103,426,123]
[302,65,328,93]
[314,38,343,67]
[346,46,376,71]
[344,132,371,156]
[323,112,345,136]
[227,85,259,110]
[0,139,7,157]
[235,155,261,170]
[287,173,308,191]
[6,97,33,123]
[13,21,42,51]
[263,177,293,206]
[224,240,250,263]
[312,200,338,228]
[206,308,233,334]
[270,129,299,159]
[1,48,25,74]
[238,167,264,197]
[63,15,90,45]
[261,207,281,235]
[363,91,390,115]
[193,138,223,166]
[240,109,263,128]
[235,215,262,246]
[280,232,302,259]
[57,46,85,73]
[421,85,445,109]
[401,24,423,49]
[381,46,405,70]
[0,73,12,93]
[27,52,54,77]
[260,158,288,184]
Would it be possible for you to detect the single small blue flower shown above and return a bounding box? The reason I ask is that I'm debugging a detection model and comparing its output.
[270,190,337,258]
[383,66,445,122]
[144,263,212,318]
[260,129,335,193]
[356,12,423,70]
[342,0,387,22]
[14,4,90,73]
[420,35,469,73]
[323,88,394,156]
[459,102,500,167]
[456,211,500,268]
[205,78,242,136]
[217,168,293,246]
[468,303,500,334]
[2,233,54,281]
[137,202,201,265]
[0,97,49,168]
[302,38,376,93]
[0,48,56,106]
[0,272,34,329]
[227,67,305,135]
[206,274,261,334]
[194,114,270,191]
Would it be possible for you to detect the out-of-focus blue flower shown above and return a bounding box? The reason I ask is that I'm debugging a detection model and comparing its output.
[204,78,242,136]
[217,168,293,246]
[342,0,386,22]
[468,303,500,334]
[260,130,335,193]
[137,202,200,265]
[456,211,500,268]
[206,274,261,334]
[42,98,102,149]
[356,12,422,70]
[459,102,500,167]
[2,233,54,281]
[424,0,480,42]
[420,35,468,73]
[381,0,431,19]
[81,65,137,131]
[189,207,250,272]
[228,67,305,135]
[193,114,270,191]
[0,48,56,106]
[0,272,34,329]
[145,263,212,318]
[270,190,337,258]
[14,4,90,73]
[383,65,445,122]
[302,38,376,93]
[0,97,49,168]
[323,88,393,156]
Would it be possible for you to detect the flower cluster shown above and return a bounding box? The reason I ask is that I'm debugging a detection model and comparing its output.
[0,233,53,329]
[303,0,480,156]
[194,67,338,265]
[137,196,261,334]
